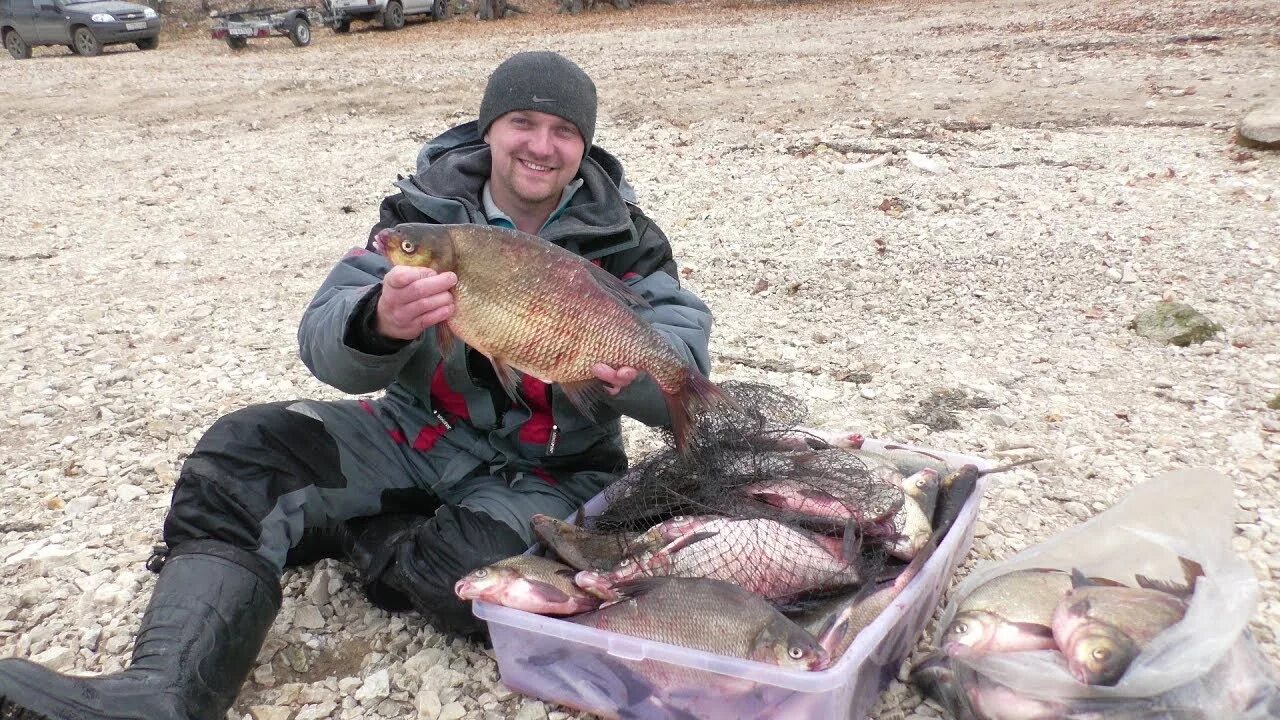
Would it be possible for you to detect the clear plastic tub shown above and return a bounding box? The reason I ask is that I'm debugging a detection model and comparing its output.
[473,438,993,720]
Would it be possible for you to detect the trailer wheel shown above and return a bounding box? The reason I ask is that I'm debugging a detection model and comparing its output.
[382,0,404,29]
[288,17,310,46]
[430,0,444,20]
[332,18,350,32]
[226,35,247,49]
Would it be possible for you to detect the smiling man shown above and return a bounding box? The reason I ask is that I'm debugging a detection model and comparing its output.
[0,51,715,720]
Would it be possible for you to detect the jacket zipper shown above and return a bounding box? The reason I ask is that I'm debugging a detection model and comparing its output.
[433,410,452,431]
[546,424,559,455]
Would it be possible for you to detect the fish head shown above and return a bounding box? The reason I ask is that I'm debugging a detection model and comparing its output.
[1063,623,1138,686]
[752,618,830,671]
[942,610,999,655]
[454,565,519,601]
[374,223,457,272]
[905,468,940,501]
[909,651,963,710]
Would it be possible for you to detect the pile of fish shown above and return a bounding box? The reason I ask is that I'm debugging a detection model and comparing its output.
[455,421,1029,680]
[910,561,1280,719]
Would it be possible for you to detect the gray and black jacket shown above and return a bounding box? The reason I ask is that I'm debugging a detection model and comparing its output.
[297,122,715,490]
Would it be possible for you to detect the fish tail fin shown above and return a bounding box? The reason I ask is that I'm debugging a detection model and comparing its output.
[664,367,732,454]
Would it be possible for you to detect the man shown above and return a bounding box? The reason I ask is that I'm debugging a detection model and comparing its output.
[0,50,714,720]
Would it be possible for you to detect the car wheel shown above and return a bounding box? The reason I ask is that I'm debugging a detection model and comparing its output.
[4,29,32,59]
[382,0,403,29]
[430,0,444,20]
[332,18,350,32]
[288,17,310,46]
[226,35,248,49]
[136,35,159,50]
[72,26,101,56]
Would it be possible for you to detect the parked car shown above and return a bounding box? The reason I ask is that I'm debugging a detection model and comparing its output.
[322,0,441,33]
[2,0,161,59]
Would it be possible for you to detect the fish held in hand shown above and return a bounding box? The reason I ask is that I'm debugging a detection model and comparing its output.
[375,223,728,453]
[454,554,600,616]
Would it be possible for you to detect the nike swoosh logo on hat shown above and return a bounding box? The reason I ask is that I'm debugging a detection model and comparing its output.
[531,96,556,103]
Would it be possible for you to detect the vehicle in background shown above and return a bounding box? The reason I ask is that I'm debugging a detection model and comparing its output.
[321,0,441,33]
[2,0,160,58]
[210,4,315,49]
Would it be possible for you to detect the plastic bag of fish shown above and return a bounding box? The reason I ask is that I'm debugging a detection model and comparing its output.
[910,468,1280,720]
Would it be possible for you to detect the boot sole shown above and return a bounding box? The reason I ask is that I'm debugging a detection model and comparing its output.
[0,696,53,720]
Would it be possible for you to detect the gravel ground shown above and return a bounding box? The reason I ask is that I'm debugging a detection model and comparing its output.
[2,0,1278,717]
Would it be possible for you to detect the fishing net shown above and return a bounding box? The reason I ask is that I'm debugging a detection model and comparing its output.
[537,381,918,611]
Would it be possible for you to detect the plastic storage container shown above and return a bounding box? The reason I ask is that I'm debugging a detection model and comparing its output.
[473,437,993,720]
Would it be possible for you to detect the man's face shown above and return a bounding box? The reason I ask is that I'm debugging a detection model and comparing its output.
[485,110,585,214]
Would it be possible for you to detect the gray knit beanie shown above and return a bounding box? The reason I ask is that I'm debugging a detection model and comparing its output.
[478,51,597,153]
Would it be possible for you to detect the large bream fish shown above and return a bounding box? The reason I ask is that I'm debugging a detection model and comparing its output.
[375,223,726,453]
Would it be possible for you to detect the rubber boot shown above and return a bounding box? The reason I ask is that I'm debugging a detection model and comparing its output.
[0,541,281,720]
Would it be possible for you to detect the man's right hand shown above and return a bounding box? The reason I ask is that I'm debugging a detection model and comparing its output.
[375,266,458,341]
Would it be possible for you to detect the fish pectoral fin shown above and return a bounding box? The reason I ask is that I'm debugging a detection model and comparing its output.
[523,579,574,603]
[489,356,523,401]
[584,261,652,309]
[559,379,609,420]
[433,322,456,357]
[659,530,720,555]
[1009,622,1056,639]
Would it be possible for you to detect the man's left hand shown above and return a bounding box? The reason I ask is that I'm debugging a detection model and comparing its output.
[591,364,639,396]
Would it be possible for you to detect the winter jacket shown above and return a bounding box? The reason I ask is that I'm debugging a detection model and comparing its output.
[297,122,715,491]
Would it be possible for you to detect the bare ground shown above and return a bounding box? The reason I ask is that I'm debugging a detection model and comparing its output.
[1,0,1278,717]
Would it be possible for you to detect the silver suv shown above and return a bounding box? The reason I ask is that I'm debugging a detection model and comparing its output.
[322,0,441,32]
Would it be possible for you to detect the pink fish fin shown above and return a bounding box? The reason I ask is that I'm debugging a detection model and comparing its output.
[488,356,522,402]
[1066,598,1092,618]
[1010,622,1056,640]
[664,367,735,455]
[434,322,456,358]
[559,379,609,420]
[583,261,652,310]
[1069,568,1103,589]
[656,530,720,556]
[520,579,573,604]
[814,581,881,657]
[747,490,788,509]
[883,444,948,462]
[1134,574,1192,597]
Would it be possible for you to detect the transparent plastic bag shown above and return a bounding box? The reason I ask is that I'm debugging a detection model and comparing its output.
[913,468,1280,719]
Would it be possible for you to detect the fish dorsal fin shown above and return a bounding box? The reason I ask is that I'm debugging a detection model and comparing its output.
[1070,568,1092,588]
[583,261,652,310]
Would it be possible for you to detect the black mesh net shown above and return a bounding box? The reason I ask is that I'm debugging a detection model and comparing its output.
[533,382,927,612]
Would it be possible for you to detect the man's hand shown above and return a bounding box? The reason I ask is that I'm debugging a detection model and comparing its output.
[592,364,639,396]
[375,266,457,341]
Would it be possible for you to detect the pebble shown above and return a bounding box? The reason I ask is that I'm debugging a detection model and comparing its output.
[1063,501,1091,520]
[437,703,466,720]
[1239,98,1280,147]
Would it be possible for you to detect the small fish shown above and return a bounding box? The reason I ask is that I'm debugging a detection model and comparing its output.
[376,223,730,454]
[453,554,600,616]
[584,518,862,602]
[1051,570,1189,686]
[942,569,1079,656]
[812,527,941,661]
[935,457,1043,538]
[569,576,829,671]
[885,469,939,561]
[530,513,636,572]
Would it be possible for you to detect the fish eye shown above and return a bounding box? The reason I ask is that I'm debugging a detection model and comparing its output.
[620,559,633,568]
[1092,647,1110,661]
[952,623,967,634]
[400,240,416,254]
[787,647,806,660]
[474,569,488,578]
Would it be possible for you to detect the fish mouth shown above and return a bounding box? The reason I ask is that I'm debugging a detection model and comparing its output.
[373,228,395,254]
